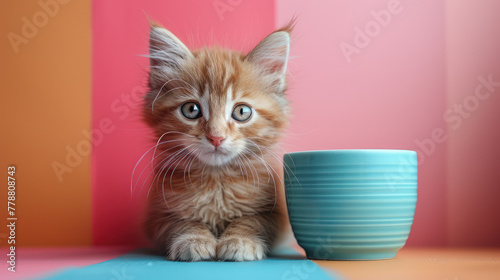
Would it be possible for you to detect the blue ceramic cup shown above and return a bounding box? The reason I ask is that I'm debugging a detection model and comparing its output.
[284,150,417,260]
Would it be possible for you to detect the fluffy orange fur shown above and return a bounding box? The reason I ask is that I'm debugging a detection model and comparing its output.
[142,22,293,261]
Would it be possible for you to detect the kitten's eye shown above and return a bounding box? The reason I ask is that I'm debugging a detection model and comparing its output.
[232,104,252,122]
[181,102,202,119]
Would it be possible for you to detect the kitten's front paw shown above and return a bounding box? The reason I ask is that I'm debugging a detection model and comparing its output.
[217,236,266,261]
[167,234,217,261]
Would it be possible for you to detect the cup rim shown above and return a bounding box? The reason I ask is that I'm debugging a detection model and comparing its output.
[284,149,416,157]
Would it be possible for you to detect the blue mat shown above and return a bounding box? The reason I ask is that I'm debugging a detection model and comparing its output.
[36,248,339,280]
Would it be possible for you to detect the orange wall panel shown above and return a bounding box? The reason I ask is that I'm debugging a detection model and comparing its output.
[0,0,92,246]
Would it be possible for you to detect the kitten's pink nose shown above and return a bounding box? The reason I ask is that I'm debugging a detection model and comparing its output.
[206,135,225,149]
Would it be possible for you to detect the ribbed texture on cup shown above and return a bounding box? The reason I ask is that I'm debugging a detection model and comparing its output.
[284,150,417,260]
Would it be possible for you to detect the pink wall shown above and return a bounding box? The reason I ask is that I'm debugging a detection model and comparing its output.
[91,0,499,247]
[446,0,500,247]
[276,0,447,246]
[92,0,275,246]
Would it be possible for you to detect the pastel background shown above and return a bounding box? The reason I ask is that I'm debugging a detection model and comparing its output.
[1,0,499,250]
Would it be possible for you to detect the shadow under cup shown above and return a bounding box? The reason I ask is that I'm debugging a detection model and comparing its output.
[284,150,418,260]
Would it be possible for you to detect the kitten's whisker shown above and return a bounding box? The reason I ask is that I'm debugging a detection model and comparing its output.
[158,145,193,195]
[168,146,194,192]
[243,153,266,203]
[243,148,279,213]
[188,150,202,189]
[200,159,208,185]
[246,140,271,184]
[144,145,187,199]
[141,146,183,190]
[235,151,250,184]
[233,155,246,183]
[246,154,261,199]
[250,149,284,187]
[133,131,194,194]
[248,139,300,188]
[131,141,183,196]
[166,150,189,193]
[224,162,233,183]
[247,136,288,154]
[158,148,191,206]
[246,139,265,159]
[152,131,191,168]
[182,148,198,190]
[258,145,303,189]
[162,131,196,139]
[238,150,259,200]
[147,144,192,195]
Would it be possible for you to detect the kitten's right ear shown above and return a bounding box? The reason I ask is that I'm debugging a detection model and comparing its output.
[148,23,192,84]
[246,20,294,93]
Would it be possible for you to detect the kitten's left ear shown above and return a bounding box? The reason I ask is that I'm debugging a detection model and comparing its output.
[246,27,291,90]
[148,22,193,88]
[149,22,192,68]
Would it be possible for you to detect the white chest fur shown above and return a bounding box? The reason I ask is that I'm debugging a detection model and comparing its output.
[192,182,256,233]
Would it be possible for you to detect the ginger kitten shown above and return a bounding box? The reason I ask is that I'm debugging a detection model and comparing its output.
[142,22,292,261]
